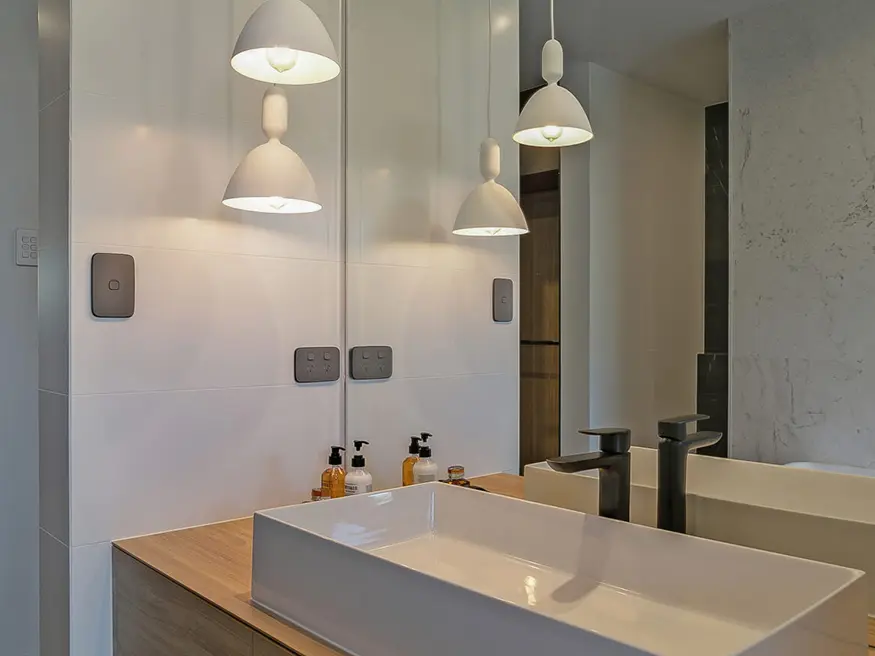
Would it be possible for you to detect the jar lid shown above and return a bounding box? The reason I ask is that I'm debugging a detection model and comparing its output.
[447,465,465,480]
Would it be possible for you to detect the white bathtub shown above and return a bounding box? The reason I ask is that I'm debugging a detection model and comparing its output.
[786,462,875,479]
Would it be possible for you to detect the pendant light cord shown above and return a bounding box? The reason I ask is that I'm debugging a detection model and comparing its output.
[550,0,555,40]
[487,0,493,137]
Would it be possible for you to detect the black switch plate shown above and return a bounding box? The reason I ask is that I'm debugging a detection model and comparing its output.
[350,346,393,381]
[493,278,514,323]
[92,253,135,318]
[295,347,341,384]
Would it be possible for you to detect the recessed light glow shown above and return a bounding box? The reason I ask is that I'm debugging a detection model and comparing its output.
[232,48,339,85]
[222,196,322,215]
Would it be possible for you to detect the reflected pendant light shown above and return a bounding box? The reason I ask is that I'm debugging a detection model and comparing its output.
[223,87,321,214]
[514,0,593,148]
[232,0,340,85]
[453,0,528,237]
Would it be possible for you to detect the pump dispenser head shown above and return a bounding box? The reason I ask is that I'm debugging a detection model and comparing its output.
[419,432,433,458]
[408,436,422,455]
[328,445,345,466]
[351,440,370,468]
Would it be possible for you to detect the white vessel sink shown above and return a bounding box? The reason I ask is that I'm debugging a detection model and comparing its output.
[526,448,875,614]
[251,483,866,656]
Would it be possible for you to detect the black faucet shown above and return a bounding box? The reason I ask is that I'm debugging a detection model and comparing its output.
[546,428,632,522]
[657,414,723,533]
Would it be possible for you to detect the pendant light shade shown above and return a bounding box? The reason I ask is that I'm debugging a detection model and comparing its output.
[514,39,593,148]
[231,0,340,85]
[453,139,529,237]
[223,87,321,214]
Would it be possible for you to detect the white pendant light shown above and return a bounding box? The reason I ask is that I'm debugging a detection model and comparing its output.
[232,0,340,85]
[224,87,321,214]
[453,0,528,237]
[514,0,593,148]
[454,139,528,236]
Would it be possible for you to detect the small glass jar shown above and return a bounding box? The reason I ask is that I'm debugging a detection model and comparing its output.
[446,465,470,487]
[310,488,323,502]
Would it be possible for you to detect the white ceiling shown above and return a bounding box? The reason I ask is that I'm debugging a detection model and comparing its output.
[520,0,787,105]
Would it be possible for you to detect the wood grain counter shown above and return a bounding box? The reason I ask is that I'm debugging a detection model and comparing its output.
[114,474,521,655]
[113,473,875,655]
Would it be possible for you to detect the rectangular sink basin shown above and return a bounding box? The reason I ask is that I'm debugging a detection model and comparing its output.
[252,483,866,656]
[526,448,875,615]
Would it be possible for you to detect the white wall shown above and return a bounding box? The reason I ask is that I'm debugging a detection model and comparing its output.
[345,0,521,488]
[561,63,705,449]
[39,1,342,654]
[39,0,523,653]
[0,0,39,654]
[730,0,875,466]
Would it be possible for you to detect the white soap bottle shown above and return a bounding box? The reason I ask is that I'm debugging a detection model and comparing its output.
[412,434,438,484]
[345,440,374,496]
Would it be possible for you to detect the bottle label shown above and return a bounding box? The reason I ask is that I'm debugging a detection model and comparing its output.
[345,482,373,496]
[414,473,437,483]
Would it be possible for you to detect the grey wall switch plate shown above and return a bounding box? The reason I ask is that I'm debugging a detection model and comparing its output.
[295,347,341,384]
[493,278,514,323]
[350,346,393,381]
[92,253,135,318]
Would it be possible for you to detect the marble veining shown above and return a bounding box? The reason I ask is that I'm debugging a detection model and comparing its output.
[730,0,875,467]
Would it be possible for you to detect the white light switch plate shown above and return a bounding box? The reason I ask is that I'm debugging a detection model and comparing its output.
[15,229,38,267]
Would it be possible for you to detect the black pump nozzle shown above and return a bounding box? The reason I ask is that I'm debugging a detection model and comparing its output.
[351,440,369,468]
[419,432,433,458]
[328,445,346,466]
[408,436,422,455]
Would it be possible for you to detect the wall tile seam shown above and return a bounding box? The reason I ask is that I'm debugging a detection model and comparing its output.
[40,89,70,114]
[39,388,69,397]
[66,383,342,399]
[69,89,318,123]
[67,375,513,399]
[40,527,70,551]
[348,372,516,383]
[67,241,344,265]
[348,262,519,276]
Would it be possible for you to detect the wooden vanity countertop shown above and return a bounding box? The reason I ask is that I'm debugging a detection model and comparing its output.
[114,474,522,656]
[113,473,875,655]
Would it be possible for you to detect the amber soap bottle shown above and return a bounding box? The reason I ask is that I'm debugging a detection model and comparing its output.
[402,436,421,486]
[321,446,346,499]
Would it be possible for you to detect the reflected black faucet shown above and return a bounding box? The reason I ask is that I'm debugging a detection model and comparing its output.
[547,428,632,522]
[657,414,723,533]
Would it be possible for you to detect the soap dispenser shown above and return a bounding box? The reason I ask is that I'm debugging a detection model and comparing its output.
[412,433,438,484]
[345,441,373,496]
[402,436,422,486]
[321,446,346,499]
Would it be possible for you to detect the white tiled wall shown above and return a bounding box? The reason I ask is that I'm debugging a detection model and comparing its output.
[41,0,343,654]
[41,0,522,653]
[346,0,521,489]
[2,1,40,653]
[38,0,72,651]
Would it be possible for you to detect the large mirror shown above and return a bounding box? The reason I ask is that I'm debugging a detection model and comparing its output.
[345,0,875,480]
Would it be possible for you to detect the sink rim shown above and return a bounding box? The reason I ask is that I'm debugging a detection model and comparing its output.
[255,483,865,656]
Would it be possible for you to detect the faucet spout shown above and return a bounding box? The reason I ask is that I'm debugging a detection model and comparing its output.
[656,416,724,533]
[546,428,632,522]
[686,431,723,453]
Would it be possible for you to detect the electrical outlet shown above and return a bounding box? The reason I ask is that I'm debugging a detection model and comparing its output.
[350,346,393,381]
[15,229,38,267]
[295,347,340,384]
